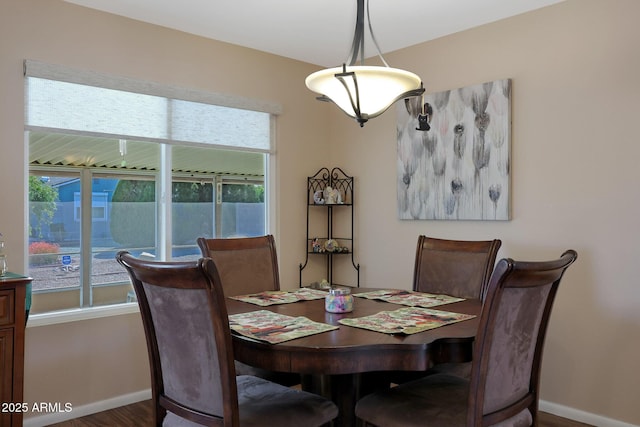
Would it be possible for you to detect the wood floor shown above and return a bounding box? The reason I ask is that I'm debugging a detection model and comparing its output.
[48,399,593,427]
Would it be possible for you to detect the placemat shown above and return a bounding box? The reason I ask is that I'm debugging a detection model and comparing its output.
[353,289,464,308]
[339,307,475,335]
[229,310,338,344]
[230,288,328,306]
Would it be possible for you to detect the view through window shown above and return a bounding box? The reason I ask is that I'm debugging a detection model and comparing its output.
[25,66,274,314]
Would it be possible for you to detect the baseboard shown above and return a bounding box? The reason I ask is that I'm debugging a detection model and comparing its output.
[23,389,152,427]
[540,399,639,427]
[22,392,637,427]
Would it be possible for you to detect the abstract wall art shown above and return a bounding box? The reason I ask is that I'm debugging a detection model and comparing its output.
[397,79,511,220]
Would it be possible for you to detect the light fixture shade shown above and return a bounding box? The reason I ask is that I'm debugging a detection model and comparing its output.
[306,65,423,122]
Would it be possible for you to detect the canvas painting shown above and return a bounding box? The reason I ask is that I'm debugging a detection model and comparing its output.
[397,79,511,220]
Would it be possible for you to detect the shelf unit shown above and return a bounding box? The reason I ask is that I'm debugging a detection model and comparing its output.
[299,167,359,287]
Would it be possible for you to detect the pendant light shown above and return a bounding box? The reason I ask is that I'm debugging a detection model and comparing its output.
[305,0,425,127]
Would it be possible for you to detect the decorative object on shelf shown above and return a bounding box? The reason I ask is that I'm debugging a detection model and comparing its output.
[308,279,332,290]
[397,79,512,221]
[325,287,354,313]
[300,167,359,287]
[313,190,325,204]
[323,186,341,204]
[335,245,349,253]
[324,239,339,253]
[305,0,424,128]
[312,239,351,254]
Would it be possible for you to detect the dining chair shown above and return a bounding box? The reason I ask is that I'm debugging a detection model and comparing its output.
[386,236,502,383]
[413,236,502,301]
[355,250,578,427]
[116,251,338,427]
[197,235,281,297]
[196,235,301,386]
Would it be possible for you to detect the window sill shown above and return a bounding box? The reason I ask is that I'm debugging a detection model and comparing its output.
[27,303,140,327]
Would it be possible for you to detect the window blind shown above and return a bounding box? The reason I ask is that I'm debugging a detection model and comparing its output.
[24,59,279,152]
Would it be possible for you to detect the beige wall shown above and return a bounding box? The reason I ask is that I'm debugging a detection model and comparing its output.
[1,0,639,425]
[330,1,640,425]
[1,0,329,422]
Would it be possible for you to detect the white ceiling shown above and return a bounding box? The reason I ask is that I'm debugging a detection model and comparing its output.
[39,0,563,176]
[63,0,564,67]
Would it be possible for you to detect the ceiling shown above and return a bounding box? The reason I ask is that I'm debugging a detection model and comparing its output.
[63,0,564,67]
[40,0,564,178]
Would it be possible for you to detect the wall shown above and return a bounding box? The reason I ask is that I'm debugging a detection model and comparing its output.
[0,0,329,423]
[1,0,639,426]
[329,1,639,425]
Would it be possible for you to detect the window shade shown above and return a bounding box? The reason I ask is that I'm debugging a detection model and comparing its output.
[24,59,278,152]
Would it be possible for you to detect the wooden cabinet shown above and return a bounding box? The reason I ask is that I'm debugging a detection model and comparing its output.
[0,274,29,427]
[299,167,359,287]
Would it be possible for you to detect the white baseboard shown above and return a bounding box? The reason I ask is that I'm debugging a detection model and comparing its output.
[23,389,151,427]
[540,399,639,427]
[21,392,637,427]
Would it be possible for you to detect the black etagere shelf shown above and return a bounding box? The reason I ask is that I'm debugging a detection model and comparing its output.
[299,167,360,287]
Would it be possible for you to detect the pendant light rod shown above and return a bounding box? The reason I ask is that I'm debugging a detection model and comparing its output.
[347,0,391,67]
[347,0,365,66]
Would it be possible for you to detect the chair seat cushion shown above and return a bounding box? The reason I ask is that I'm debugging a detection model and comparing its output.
[235,361,301,387]
[356,373,531,427]
[385,361,472,386]
[426,361,472,379]
[163,375,337,427]
[238,375,337,427]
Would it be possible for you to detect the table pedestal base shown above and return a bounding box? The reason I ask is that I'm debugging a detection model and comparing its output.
[301,373,389,427]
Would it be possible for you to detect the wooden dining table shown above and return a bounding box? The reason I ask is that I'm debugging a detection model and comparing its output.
[225,288,481,427]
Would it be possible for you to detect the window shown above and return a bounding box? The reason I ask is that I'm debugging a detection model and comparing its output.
[74,192,108,222]
[25,60,279,315]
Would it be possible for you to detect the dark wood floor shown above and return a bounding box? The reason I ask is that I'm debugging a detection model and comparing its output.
[48,399,593,427]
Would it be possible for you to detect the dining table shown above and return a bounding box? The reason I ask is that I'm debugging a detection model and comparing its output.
[225,287,481,427]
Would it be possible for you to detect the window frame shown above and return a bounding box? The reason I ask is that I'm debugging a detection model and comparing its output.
[25,61,279,323]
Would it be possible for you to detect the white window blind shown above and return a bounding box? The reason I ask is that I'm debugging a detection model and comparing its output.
[24,59,279,152]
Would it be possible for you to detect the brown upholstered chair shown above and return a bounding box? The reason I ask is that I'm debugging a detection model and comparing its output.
[196,235,300,386]
[387,236,502,383]
[413,236,502,301]
[116,251,338,427]
[355,250,578,427]
[196,235,280,297]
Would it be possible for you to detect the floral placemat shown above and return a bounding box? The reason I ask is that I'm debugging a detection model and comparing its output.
[230,288,328,306]
[339,307,475,335]
[353,289,464,308]
[229,310,338,344]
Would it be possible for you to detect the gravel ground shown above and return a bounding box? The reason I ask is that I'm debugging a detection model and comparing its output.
[30,257,129,290]
[30,253,200,291]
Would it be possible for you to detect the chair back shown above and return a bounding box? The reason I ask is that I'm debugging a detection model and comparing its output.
[197,235,280,296]
[412,236,502,300]
[117,251,238,427]
[467,250,577,426]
